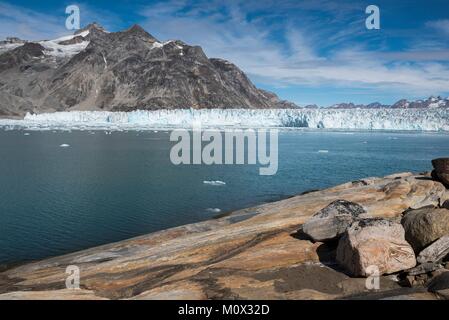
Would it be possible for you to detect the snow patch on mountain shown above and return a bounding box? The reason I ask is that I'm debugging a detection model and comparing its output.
[39,31,90,57]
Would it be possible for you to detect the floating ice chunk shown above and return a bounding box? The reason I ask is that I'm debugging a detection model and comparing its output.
[203,180,226,186]
[24,133,30,136]
[318,150,329,153]
[206,208,222,213]
[59,144,70,148]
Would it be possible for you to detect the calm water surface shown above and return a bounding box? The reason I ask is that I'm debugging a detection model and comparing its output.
[0,129,448,264]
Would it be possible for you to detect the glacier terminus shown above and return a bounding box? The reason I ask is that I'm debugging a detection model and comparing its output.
[0,108,447,131]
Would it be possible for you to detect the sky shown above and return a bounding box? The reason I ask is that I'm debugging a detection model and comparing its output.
[1,0,449,106]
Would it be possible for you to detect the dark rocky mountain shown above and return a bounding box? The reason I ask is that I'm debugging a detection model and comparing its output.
[0,23,296,117]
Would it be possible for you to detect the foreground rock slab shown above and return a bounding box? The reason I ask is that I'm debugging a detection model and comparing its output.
[417,235,449,264]
[0,173,448,300]
[302,200,366,241]
[401,207,449,252]
[336,218,416,277]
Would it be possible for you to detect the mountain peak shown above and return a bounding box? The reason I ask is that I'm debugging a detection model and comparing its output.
[74,22,106,35]
[123,24,158,42]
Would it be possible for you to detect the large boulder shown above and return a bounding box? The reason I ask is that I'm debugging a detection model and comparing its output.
[302,200,366,242]
[432,158,449,187]
[401,207,449,252]
[417,235,449,264]
[336,218,416,277]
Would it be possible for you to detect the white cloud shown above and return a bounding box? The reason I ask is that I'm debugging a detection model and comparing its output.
[0,1,124,41]
[0,2,67,40]
[139,0,449,95]
[427,19,449,36]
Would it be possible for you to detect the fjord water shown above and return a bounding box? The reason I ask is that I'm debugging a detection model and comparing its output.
[0,129,448,264]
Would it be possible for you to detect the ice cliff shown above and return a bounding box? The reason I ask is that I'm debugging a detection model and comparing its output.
[7,108,448,131]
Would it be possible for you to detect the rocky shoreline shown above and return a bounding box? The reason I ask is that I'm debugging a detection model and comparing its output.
[0,160,449,300]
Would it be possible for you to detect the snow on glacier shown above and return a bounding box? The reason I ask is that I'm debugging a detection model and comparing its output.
[0,108,448,131]
[39,31,90,57]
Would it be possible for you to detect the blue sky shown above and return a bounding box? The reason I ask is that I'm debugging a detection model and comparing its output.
[1,0,449,106]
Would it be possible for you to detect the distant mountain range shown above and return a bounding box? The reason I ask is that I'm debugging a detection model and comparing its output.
[304,96,449,109]
[0,23,447,118]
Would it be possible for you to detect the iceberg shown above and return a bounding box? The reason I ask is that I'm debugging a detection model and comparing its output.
[0,108,447,131]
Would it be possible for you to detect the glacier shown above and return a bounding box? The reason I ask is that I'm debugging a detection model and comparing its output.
[0,108,448,131]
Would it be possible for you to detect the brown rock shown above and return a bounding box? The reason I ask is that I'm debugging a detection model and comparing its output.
[0,289,108,300]
[336,218,416,277]
[401,207,449,252]
[432,158,449,186]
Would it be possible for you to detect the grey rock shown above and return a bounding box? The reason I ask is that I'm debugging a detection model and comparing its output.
[336,218,416,277]
[427,271,449,292]
[406,262,444,276]
[401,207,449,252]
[302,200,366,241]
[417,235,449,264]
[74,22,106,36]
[58,35,85,45]
[0,42,44,72]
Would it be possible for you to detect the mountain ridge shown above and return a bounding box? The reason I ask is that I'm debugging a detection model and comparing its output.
[0,23,296,117]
